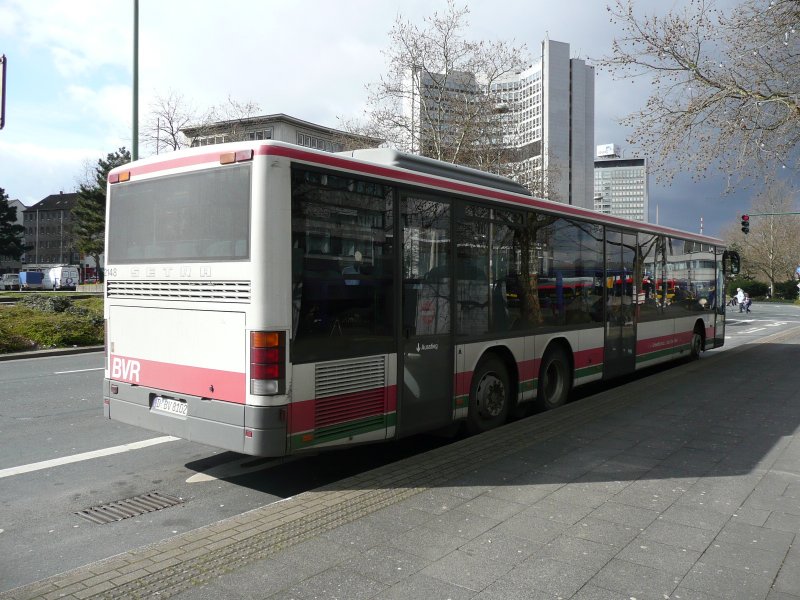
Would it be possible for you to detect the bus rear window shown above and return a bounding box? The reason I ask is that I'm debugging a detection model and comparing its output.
[107,164,251,263]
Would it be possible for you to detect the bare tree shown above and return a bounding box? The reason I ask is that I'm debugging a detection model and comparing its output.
[722,180,800,291]
[599,0,800,187]
[180,96,263,147]
[205,96,262,141]
[142,90,198,154]
[329,118,384,152]
[352,0,528,172]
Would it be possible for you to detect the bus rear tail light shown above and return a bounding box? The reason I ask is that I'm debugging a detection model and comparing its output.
[220,149,254,165]
[108,171,130,184]
[250,331,285,395]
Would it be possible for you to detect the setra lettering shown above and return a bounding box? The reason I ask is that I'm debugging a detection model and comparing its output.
[111,357,141,383]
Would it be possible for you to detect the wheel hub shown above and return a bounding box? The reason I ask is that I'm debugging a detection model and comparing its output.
[477,374,505,417]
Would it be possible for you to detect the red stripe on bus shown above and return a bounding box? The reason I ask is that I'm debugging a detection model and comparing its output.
[115,152,221,177]
[636,330,696,355]
[519,358,538,381]
[636,334,677,355]
[455,371,472,397]
[111,142,722,245]
[108,354,246,404]
[574,347,604,370]
[287,385,397,435]
[256,146,723,243]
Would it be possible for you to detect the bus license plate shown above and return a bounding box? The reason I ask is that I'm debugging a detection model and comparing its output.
[151,396,188,417]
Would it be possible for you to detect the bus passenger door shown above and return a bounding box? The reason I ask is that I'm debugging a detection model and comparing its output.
[604,229,637,378]
[398,194,453,436]
[713,252,726,348]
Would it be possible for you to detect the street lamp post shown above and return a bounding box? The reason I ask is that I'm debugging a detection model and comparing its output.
[132,0,139,161]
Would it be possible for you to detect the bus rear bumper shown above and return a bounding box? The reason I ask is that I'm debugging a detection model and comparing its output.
[103,379,288,457]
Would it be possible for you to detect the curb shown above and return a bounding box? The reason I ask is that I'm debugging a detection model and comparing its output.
[0,346,104,362]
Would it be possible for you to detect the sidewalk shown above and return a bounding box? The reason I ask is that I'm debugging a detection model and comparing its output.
[3,327,800,600]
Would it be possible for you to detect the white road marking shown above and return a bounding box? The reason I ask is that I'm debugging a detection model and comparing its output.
[740,328,766,334]
[0,436,179,479]
[53,367,105,374]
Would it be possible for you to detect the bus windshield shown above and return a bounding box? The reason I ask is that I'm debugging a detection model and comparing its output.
[107,163,251,263]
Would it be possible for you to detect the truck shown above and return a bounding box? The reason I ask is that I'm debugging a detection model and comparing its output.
[19,271,44,290]
[43,265,80,290]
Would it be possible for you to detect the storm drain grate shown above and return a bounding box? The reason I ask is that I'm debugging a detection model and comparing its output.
[75,491,183,525]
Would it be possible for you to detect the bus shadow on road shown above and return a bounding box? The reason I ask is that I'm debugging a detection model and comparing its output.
[185,340,799,500]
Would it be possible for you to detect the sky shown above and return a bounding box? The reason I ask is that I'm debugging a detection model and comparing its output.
[0,0,779,237]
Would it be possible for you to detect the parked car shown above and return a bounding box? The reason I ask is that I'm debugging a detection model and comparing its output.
[1,273,20,290]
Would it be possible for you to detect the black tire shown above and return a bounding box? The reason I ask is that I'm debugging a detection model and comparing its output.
[466,357,510,434]
[538,346,572,410]
[689,329,703,360]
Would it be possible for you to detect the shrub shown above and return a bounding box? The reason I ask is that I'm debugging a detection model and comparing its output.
[773,280,800,300]
[726,278,769,298]
[0,296,103,352]
[20,294,73,313]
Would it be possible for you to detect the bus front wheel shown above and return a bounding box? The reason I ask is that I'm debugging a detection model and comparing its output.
[466,357,510,434]
[539,346,572,410]
[689,328,704,360]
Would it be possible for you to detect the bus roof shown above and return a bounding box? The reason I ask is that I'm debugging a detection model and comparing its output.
[341,148,532,197]
[109,140,725,247]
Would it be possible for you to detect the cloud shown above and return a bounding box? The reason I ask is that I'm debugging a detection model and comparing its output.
[5,0,129,77]
[0,139,102,204]
[0,0,779,238]
[66,84,133,146]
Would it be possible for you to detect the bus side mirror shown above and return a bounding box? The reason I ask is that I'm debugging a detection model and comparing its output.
[723,250,740,276]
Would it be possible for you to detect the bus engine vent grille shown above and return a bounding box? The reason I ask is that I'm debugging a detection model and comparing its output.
[314,356,387,432]
[107,280,251,302]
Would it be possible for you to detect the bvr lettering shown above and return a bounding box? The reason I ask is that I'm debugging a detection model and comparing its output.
[111,357,141,383]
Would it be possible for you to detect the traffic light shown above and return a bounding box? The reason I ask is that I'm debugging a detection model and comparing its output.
[741,214,750,234]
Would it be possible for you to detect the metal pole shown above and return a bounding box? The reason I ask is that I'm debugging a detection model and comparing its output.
[746,212,800,216]
[132,0,139,160]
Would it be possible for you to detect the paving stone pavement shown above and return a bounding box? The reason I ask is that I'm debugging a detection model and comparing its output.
[3,326,800,600]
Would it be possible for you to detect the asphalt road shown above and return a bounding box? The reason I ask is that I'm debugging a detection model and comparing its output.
[1,302,798,592]
[0,353,449,592]
[712,301,800,353]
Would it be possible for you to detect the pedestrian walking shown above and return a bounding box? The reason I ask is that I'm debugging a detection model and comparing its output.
[744,293,752,313]
[736,287,745,311]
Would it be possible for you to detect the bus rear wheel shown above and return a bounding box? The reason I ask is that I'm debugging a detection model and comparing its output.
[466,357,510,434]
[539,346,572,410]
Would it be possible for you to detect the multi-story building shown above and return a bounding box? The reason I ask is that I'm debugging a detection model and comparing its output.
[181,113,381,152]
[406,39,595,208]
[593,144,649,222]
[22,192,80,267]
[0,197,25,274]
[491,39,595,208]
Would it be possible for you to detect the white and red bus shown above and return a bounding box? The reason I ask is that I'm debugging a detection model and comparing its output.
[103,141,738,456]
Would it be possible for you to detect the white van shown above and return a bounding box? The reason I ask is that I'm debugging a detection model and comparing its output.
[43,265,80,290]
[1,273,20,290]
